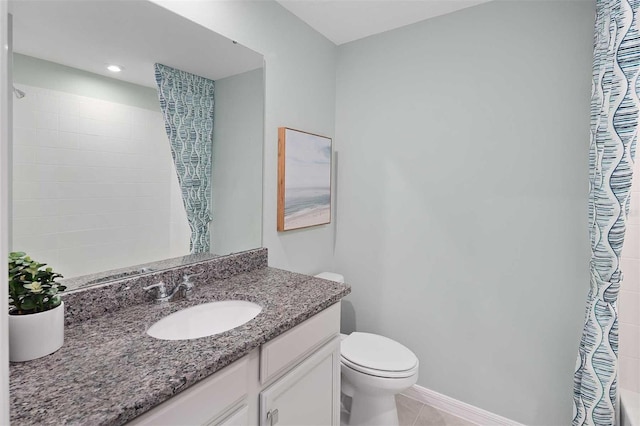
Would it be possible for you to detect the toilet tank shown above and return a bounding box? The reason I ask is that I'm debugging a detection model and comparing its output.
[314,272,344,283]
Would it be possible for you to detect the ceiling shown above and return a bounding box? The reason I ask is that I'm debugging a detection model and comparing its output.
[10,0,264,88]
[276,0,491,45]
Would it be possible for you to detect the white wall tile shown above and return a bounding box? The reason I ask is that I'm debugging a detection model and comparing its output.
[622,258,640,292]
[13,199,59,218]
[624,224,640,259]
[12,217,58,238]
[620,290,640,326]
[78,117,105,136]
[78,99,104,120]
[12,84,188,279]
[14,127,37,146]
[11,234,57,253]
[628,194,640,225]
[57,214,109,233]
[57,182,93,199]
[56,228,114,250]
[56,198,112,216]
[169,220,190,258]
[13,164,58,183]
[35,129,59,148]
[35,91,60,113]
[59,115,79,133]
[620,355,640,393]
[77,134,103,151]
[13,106,36,130]
[35,111,58,131]
[58,97,80,117]
[12,145,38,165]
[13,98,36,125]
[57,131,79,149]
[620,323,640,359]
[131,123,148,141]
[105,122,131,140]
[13,181,58,200]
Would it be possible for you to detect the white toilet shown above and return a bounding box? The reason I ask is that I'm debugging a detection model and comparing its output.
[315,273,419,426]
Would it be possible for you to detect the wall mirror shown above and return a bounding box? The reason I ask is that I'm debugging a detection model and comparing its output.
[8,0,265,290]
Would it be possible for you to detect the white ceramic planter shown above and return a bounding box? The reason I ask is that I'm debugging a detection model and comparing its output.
[9,301,64,362]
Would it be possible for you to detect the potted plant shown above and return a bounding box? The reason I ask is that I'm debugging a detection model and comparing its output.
[8,251,66,362]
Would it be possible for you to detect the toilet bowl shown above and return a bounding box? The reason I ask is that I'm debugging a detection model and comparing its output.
[340,332,419,426]
[314,273,419,426]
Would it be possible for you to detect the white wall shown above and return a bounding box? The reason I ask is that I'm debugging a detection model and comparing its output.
[620,167,640,393]
[212,68,264,255]
[153,0,337,273]
[334,1,594,424]
[11,56,190,278]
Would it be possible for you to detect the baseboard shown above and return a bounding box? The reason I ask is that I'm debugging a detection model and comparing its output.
[402,385,524,426]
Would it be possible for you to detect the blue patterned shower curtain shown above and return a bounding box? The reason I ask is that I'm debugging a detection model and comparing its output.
[155,63,214,254]
[573,1,640,424]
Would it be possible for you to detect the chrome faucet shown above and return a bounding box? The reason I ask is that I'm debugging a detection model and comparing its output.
[143,273,201,303]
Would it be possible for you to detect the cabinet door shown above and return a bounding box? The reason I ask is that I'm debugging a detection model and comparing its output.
[127,355,251,426]
[260,338,340,426]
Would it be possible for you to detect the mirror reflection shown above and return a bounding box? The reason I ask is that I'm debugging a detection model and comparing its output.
[9,0,264,289]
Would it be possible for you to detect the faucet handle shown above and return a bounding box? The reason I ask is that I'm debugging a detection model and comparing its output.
[143,282,167,299]
[181,273,202,287]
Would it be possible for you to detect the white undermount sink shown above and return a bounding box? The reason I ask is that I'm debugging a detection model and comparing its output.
[147,300,262,340]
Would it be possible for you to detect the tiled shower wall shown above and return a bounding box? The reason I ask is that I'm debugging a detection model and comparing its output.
[11,84,190,278]
[620,162,640,393]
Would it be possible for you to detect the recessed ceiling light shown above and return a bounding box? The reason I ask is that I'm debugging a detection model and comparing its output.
[107,65,122,73]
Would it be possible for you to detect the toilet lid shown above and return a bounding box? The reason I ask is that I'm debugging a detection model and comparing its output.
[341,332,418,374]
[341,356,419,378]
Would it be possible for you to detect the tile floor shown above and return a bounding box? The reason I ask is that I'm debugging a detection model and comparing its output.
[396,394,476,426]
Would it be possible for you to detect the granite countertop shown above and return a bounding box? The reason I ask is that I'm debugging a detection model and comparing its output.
[10,267,350,425]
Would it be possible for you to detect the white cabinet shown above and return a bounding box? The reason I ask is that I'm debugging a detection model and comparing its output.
[128,356,252,426]
[260,303,340,385]
[259,338,340,426]
[214,404,250,426]
[127,302,341,426]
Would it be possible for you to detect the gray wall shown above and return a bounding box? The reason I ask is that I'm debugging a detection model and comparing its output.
[334,1,594,424]
[212,68,264,254]
[156,0,337,273]
[13,54,159,111]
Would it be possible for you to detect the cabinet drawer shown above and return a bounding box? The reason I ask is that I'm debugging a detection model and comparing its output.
[260,302,340,384]
[127,356,250,426]
[212,404,249,426]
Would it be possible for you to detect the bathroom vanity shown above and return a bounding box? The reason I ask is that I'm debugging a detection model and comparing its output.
[130,303,341,425]
[9,249,350,425]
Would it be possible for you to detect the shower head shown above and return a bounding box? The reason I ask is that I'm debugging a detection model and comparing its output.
[13,86,26,99]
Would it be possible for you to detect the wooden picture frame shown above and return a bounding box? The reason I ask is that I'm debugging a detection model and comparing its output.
[277,127,332,231]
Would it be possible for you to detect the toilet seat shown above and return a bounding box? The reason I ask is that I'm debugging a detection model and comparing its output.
[341,356,419,378]
[341,332,419,379]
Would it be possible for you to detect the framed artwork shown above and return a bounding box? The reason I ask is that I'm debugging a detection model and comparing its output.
[277,127,332,231]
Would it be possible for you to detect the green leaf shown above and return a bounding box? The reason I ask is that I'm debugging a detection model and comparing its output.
[20,299,36,310]
[8,251,65,313]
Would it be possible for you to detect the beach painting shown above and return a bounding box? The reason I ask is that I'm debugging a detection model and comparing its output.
[278,127,332,231]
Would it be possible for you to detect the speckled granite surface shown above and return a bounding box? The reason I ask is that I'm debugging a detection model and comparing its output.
[63,248,268,326]
[10,251,350,425]
[61,252,225,291]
